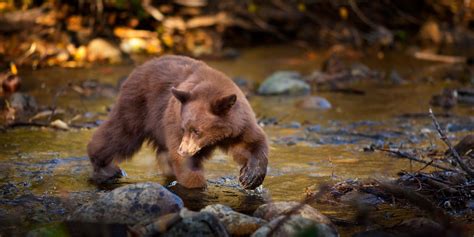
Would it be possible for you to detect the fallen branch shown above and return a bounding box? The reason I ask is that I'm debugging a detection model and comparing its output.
[429,108,474,178]
[376,148,456,172]
[414,52,466,64]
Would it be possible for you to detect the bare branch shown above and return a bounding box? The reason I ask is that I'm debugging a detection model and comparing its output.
[429,108,474,178]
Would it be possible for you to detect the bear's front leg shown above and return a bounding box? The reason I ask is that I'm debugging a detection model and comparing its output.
[170,154,207,188]
[230,141,268,190]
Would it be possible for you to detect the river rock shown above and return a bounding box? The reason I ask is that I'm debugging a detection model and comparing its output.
[201,204,267,236]
[87,38,122,63]
[251,215,338,237]
[9,92,37,113]
[257,71,310,95]
[253,201,332,225]
[164,211,229,237]
[296,96,332,110]
[69,182,183,224]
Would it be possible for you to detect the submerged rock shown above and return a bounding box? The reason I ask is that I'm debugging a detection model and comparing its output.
[201,204,267,236]
[296,96,332,110]
[69,182,183,224]
[251,215,338,237]
[253,201,332,225]
[258,71,310,96]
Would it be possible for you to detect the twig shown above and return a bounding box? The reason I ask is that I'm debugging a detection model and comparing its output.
[429,108,474,178]
[348,0,379,30]
[377,148,456,172]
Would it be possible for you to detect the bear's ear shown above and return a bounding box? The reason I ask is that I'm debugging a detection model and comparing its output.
[212,94,237,115]
[171,87,191,103]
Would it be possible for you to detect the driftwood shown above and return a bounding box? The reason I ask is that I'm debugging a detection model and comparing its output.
[414,52,466,64]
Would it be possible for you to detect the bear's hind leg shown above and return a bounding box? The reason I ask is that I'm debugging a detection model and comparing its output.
[88,123,145,183]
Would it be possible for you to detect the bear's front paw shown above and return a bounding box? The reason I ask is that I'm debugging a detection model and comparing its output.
[177,170,206,189]
[239,164,266,190]
[91,163,126,184]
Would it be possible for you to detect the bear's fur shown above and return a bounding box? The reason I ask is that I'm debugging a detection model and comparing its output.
[87,55,268,189]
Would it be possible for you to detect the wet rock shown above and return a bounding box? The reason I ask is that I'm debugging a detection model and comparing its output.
[201,204,267,236]
[164,211,229,237]
[448,134,474,158]
[251,215,338,237]
[340,190,384,206]
[257,71,310,96]
[69,182,183,224]
[253,201,332,225]
[282,121,301,129]
[273,136,306,146]
[87,38,122,63]
[430,89,457,112]
[9,92,37,113]
[233,76,255,96]
[306,125,322,132]
[389,70,404,84]
[296,96,332,110]
[258,117,278,126]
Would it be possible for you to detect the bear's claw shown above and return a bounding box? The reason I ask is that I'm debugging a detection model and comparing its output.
[239,165,265,190]
[91,165,126,184]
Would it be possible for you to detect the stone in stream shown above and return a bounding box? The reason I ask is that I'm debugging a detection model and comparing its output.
[251,215,338,237]
[257,71,310,96]
[9,92,38,113]
[296,96,332,110]
[201,204,267,236]
[163,210,229,237]
[253,201,332,225]
[68,182,183,224]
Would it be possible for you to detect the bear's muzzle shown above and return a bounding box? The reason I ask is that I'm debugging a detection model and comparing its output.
[177,136,201,157]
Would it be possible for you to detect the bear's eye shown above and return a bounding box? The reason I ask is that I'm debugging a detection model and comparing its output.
[189,127,201,136]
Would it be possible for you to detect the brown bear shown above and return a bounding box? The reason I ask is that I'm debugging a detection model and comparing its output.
[87,55,268,189]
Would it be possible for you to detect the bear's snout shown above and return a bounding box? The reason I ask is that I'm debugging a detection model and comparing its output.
[177,136,201,157]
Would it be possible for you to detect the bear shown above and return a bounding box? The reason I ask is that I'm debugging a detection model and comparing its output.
[87,55,268,189]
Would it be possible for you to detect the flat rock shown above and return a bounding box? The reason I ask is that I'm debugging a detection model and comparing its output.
[258,71,310,95]
[69,182,183,224]
[201,204,267,236]
[253,201,332,225]
[251,215,338,237]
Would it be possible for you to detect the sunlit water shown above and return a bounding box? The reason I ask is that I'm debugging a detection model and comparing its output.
[1,45,473,235]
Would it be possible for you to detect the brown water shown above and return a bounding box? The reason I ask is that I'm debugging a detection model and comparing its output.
[1,45,473,235]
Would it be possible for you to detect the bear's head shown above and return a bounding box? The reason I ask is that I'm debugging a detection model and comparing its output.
[171,87,237,157]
